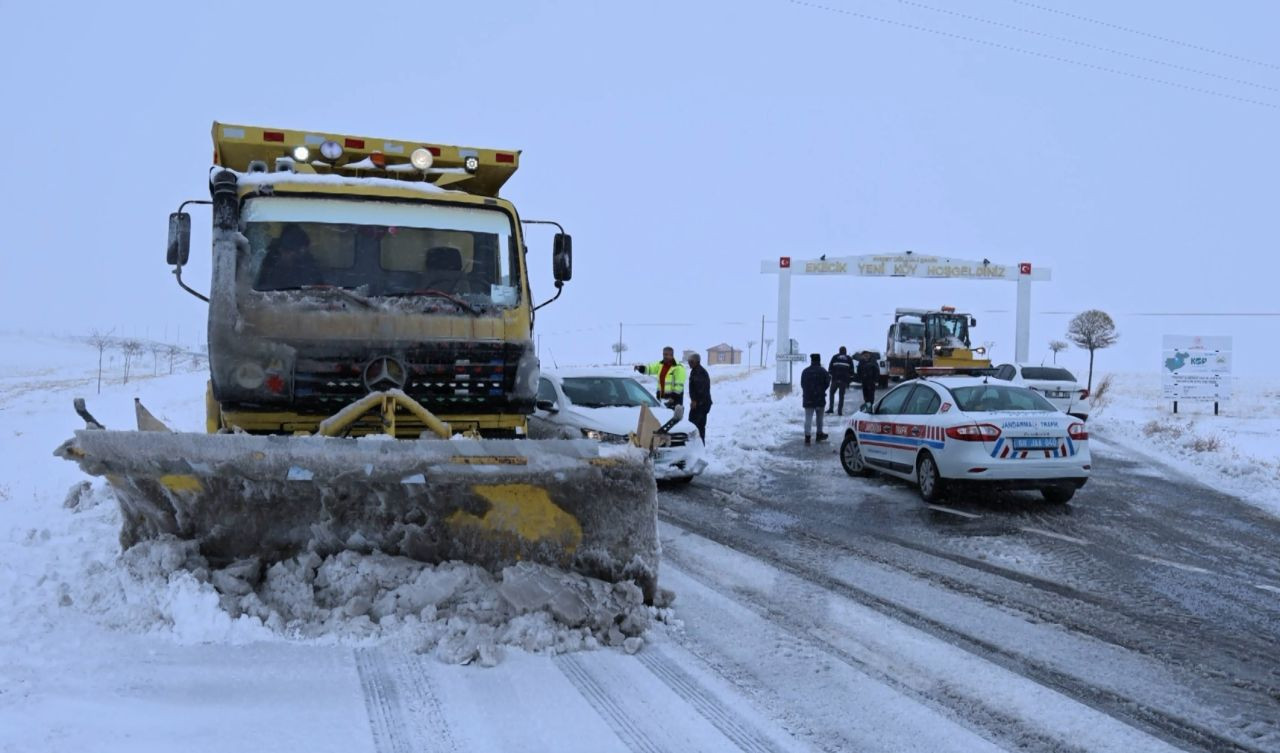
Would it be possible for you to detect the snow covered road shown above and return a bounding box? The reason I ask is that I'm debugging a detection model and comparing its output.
[3,341,1278,752]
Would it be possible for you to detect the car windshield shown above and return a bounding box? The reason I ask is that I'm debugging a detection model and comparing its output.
[1021,367,1077,382]
[560,377,660,409]
[950,384,1058,412]
[240,197,520,308]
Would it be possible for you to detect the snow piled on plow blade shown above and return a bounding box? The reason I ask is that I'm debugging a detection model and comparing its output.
[55,431,660,601]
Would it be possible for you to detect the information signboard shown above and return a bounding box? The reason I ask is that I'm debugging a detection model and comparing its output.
[1161,335,1231,401]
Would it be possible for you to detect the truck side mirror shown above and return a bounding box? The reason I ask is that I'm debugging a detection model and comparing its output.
[970,317,977,327]
[536,399,557,412]
[167,212,192,266]
[553,233,572,282]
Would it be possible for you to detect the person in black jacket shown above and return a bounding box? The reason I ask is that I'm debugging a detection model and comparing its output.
[686,353,712,443]
[800,353,831,445]
[856,351,881,408]
[826,346,855,415]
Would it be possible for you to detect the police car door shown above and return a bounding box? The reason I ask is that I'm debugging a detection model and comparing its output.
[861,383,917,475]
[901,383,944,465]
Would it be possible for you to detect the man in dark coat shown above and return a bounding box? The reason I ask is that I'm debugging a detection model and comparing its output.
[686,353,712,443]
[800,353,831,445]
[826,345,855,415]
[857,351,881,408]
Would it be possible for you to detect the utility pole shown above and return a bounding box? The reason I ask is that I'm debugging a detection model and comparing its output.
[760,314,766,367]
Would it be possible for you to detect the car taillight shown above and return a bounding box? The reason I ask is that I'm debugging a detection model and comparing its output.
[1078,388,1090,399]
[945,424,1001,441]
[1068,422,1088,440]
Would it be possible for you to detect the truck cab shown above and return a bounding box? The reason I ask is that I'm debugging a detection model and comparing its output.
[170,123,572,437]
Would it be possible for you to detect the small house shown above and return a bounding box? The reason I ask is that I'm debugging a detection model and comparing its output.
[706,343,742,365]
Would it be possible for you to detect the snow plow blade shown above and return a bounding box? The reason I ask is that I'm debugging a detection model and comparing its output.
[55,430,660,599]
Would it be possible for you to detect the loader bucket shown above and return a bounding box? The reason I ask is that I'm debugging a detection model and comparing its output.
[55,430,660,599]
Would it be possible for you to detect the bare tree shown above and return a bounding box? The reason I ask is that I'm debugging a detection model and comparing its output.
[119,339,144,384]
[165,344,183,374]
[150,343,165,376]
[611,341,628,365]
[1048,339,1069,364]
[1066,310,1119,391]
[746,340,757,368]
[982,341,997,361]
[763,338,774,367]
[87,329,115,394]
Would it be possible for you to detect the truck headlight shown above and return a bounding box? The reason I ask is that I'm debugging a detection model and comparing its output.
[234,362,265,389]
[582,428,629,443]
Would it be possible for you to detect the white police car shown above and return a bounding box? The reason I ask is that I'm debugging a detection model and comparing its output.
[839,375,1090,503]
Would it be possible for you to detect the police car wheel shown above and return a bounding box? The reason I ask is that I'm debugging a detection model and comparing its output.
[1041,486,1075,504]
[840,434,870,477]
[917,453,946,502]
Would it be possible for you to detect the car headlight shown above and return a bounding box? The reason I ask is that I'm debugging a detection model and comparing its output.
[582,428,629,443]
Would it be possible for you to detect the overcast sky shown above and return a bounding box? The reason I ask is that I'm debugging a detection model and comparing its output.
[2,0,1276,375]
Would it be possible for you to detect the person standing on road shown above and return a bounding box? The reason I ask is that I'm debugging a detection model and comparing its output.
[857,351,881,408]
[826,346,855,416]
[636,346,687,407]
[801,353,830,446]
[686,353,711,443]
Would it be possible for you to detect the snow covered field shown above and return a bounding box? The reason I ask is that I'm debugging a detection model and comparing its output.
[1085,372,1280,518]
[2,334,1276,751]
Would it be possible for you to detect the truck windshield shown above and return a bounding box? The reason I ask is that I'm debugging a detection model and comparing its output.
[896,322,924,341]
[241,197,520,307]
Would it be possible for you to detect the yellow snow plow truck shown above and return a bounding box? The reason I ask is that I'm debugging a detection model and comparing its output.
[56,122,660,598]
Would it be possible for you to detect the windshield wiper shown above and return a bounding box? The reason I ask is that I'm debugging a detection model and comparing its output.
[377,289,480,316]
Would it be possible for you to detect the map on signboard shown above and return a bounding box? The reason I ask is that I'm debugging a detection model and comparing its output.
[1164,351,1189,373]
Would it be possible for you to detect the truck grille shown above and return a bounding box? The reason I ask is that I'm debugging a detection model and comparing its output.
[291,342,525,414]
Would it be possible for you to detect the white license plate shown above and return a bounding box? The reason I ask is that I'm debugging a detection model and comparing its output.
[1012,437,1059,450]
[1047,390,1070,398]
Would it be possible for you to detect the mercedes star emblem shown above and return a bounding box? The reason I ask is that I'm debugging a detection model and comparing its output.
[362,356,408,392]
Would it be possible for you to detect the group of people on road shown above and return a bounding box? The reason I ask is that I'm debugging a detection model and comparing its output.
[631,343,881,449]
[635,346,711,443]
[801,347,880,446]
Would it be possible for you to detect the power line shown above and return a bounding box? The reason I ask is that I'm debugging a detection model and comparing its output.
[889,0,1278,93]
[785,0,1278,110]
[1010,0,1280,72]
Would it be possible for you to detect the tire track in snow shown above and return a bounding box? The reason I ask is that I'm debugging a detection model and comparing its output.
[635,647,790,753]
[355,648,458,753]
[698,479,1280,718]
[554,653,665,753]
[658,503,1269,753]
[355,648,413,753]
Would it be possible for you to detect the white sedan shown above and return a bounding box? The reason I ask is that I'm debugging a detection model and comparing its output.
[839,376,1091,503]
[529,369,707,482]
[993,363,1091,420]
